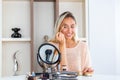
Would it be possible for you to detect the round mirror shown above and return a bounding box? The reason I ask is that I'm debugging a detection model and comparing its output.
[37,43,61,65]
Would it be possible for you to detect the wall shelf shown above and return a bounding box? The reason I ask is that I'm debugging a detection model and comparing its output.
[1,0,31,77]
[2,38,31,42]
[80,38,87,42]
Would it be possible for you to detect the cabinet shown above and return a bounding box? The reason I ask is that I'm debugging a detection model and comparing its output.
[31,0,59,73]
[31,0,88,73]
[1,0,31,77]
[0,0,88,76]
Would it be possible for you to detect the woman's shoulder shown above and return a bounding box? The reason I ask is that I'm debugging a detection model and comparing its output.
[48,41,58,45]
[48,41,59,48]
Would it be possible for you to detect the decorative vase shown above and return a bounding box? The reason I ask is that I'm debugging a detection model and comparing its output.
[11,28,22,38]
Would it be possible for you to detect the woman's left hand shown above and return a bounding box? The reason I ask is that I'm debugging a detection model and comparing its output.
[83,67,94,75]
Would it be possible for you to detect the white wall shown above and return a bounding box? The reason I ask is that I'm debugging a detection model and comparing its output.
[89,0,118,75]
[0,0,2,77]
[115,0,120,75]
[33,2,55,73]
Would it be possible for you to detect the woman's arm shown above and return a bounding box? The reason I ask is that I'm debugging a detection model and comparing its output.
[81,43,94,76]
[55,32,68,71]
[59,43,68,70]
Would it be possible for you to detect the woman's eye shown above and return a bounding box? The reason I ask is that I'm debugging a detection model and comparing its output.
[63,26,67,28]
[63,25,68,28]
[71,25,75,28]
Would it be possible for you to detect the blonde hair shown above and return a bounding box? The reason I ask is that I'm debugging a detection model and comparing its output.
[50,11,79,43]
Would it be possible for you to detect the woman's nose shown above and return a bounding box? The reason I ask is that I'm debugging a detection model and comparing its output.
[67,27,72,32]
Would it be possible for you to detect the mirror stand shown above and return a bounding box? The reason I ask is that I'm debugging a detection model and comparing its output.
[34,43,78,80]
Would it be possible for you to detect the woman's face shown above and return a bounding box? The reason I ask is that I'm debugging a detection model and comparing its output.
[60,17,76,40]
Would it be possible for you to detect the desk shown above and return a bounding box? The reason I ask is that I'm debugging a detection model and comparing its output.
[1,75,26,80]
[1,74,120,80]
[77,75,120,80]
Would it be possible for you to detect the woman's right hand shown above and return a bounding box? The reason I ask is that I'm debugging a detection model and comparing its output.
[55,32,66,45]
[82,67,94,76]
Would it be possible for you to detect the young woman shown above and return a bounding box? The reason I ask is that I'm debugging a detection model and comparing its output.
[50,11,94,75]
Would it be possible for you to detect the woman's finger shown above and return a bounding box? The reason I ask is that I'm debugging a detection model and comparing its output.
[83,68,89,73]
[88,68,94,72]
[83,67,94,73]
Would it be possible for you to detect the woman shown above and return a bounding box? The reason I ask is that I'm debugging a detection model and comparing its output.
[50,11,94,75]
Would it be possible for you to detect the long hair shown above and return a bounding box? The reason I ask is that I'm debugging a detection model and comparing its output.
[50,11,79,43]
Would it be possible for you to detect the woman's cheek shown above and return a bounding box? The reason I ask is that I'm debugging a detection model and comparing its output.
[61,29,67,33]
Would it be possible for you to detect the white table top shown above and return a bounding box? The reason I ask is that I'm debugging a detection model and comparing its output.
[1,74,120,80]
[77,74,120,80]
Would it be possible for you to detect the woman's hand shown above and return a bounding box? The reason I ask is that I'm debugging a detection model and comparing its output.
[82,67,94,76]
[55,32,66,45]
